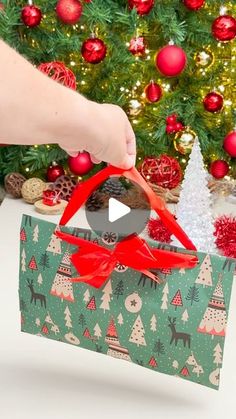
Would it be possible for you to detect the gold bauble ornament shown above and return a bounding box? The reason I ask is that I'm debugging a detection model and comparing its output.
[173,128,197,155]
[195,49,214,68]
[128,99,143,116]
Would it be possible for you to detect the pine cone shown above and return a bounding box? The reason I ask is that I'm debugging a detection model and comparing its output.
[102,178,126,197]
[86,191,104,211]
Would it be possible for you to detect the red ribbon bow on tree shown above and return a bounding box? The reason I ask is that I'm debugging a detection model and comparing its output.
[56,230,198,288]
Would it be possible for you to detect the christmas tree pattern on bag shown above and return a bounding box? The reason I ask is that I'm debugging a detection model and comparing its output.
[19,215,235,389]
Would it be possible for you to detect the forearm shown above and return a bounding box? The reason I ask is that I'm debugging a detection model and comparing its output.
[0,40,88,147]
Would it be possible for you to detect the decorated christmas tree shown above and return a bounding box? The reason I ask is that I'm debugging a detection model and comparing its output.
[197,273,227,336]
[174,138,215,253]
[0,1,235,183]
[50,251,74,302]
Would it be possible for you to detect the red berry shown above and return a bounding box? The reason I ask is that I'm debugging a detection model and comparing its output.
[166,114,177,125]
[174,122,184,132]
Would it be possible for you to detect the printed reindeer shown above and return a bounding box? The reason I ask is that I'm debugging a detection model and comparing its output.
[27,279,46,308]
[168,317,191,348]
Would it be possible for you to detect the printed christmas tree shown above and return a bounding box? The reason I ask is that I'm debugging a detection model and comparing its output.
[213,343,222,366]
[129,315,146,347]
[106,317,131,361]
[149,357,158,368]
[161,282,169,311]
[100,279,112,312]
[197,274,227,337]
[33,224,39,243]
[47,233,62,255]
[21,248,26,273]
[50,251,74,302]
[20,227,27,242]
[171,290,183,310]
[28,256,38,272]
[195,254,213,287]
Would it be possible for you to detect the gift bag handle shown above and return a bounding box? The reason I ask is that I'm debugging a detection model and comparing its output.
[59,165,196,251]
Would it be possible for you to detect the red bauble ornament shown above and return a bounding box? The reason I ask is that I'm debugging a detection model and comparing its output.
[129,36,146,56]
[38,61,76,90]
[183,0,205,11]
[147,217,172,243]
[155,45,187,77]
[145,81,162,102]
[140,155,182,189]
[56,0,83,24]
[81,37,107,64]
[166,114,177,125]
[128,0,154,16]
[223,130,236,157]
[203,92,223,113]
[46,163,65,182]
[210,160,229,179]
[21,4,42,27]
[212,15,236,42]
[68,152,94,175]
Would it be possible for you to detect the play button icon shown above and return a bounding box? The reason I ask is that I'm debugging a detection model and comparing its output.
[85,177,151,242]
[108,198,131,222]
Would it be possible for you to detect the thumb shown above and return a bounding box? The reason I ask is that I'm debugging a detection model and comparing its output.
[119,153,136,170]
[60,146,78,157]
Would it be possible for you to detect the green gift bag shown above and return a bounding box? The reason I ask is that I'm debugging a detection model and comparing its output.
[19,166,235,389]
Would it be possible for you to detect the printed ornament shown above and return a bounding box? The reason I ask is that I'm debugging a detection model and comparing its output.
[183,0,205,10]
[210,160,229,179]
[68,152,94,176]
[203,92,223,113]
[212,15,236,42]
[125,292,142,313]
[128,0,154,16]
[223,130,236,157]
[145,81,162,103]
[155,45,187,77]
[21,3,42,27]
[46,163,65,182]
[65,332,80,345]
[173,127,197,155]
[140,155,182,189]
[129,36,146,56]
[56,0,83,25]
[38,61,76,90]
[81,37,107,64]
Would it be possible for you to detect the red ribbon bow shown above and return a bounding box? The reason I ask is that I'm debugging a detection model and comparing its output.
[56,230,198,288]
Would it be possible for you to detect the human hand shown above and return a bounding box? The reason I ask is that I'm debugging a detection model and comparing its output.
[62,101,136,170]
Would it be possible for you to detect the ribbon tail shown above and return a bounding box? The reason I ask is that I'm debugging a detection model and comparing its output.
[124,168,197,251]
[151,248,198,269]
[140,270,164,284]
